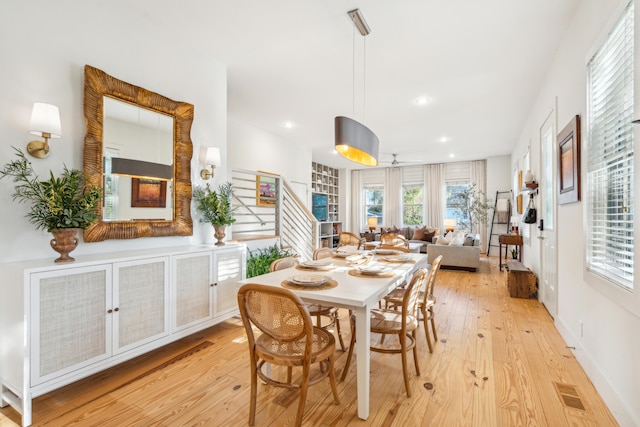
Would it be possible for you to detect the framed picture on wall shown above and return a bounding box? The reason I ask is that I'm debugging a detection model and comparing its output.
[256,175,277,206]
[131,178,167,208]
[557,115,580,204]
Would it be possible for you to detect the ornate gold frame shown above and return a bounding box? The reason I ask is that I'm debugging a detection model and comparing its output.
[83,65,194,242]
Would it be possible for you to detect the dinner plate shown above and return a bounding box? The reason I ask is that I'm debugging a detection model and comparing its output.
[374,248,399,255]
[356,265,390,275]
[383,255,412,262]
[290,274,330,286]
[299,260,334,269]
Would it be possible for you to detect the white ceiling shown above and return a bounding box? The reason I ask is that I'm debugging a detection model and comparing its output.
[128,0,581,169]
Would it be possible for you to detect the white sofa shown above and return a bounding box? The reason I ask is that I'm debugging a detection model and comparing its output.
[427,233,480,271]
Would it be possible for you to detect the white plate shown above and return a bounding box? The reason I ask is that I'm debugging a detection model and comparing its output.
[356,265,389,275]
[300,260,334,269]
[374,248,399,255]
[290,274,329,286]
[383,255,412,262]
[333,251,352,258]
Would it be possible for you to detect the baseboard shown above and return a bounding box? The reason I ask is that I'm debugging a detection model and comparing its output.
[556,317,638,427]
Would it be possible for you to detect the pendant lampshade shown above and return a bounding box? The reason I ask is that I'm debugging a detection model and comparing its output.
[335,116,379,166]
[334,9,379,167]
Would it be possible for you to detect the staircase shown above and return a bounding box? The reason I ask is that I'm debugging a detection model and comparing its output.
[231,169,317,260]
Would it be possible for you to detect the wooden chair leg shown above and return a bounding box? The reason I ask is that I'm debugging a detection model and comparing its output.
[401,332,411,397]
[249,364,258,426]
[422,306,433,353]
[340,323,357,382]
[328,355,340,404]
[295,365,311,427]
[430,307,438,341]
[335,312,346,351]
[412,330,420,376]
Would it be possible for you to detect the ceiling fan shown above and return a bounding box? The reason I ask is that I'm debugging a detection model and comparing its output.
[380,153,422,167]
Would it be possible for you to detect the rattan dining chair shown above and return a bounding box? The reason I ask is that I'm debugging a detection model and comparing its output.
[383,255,443,352]
[379,233,410,252]
[270,254,346,351]
[312,247,334,260]
[340,268,428,397]
[269,256,299,272]
[237,283,340,426]
[337,231,366,250]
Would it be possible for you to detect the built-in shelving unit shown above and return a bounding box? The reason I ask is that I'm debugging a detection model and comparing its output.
[311,162,339,222]
[311,162,341,248]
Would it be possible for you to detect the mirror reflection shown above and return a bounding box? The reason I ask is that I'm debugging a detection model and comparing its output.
[103,97,174,221]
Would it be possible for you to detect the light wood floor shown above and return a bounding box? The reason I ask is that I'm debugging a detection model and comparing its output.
[1,256,618,426]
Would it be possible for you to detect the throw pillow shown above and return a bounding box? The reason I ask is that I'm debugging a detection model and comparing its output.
[463,235,474,246]
[436,233,452,245]
[422,230,435,242]
[425,227,440,237]
[450,233,465,247]
[412,225,427,240]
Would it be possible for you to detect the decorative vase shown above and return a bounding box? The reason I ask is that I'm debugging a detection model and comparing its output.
[213,224,226,246]
[524,170,534,184]
[50,228,81,263]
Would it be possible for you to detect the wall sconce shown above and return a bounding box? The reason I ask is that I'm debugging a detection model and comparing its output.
[367,217,378,232]
[27,103,61,158]
[444,218,457,233]
[199,147,221,180]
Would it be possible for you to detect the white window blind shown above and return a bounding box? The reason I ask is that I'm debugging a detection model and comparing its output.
[586,1,634,289]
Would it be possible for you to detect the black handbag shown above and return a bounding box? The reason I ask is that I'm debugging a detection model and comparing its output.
[523,195,537,224]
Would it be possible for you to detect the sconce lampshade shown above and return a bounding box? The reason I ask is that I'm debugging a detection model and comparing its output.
[27,103,62,158]
[29,103,62,138]
[335,116,379,166]
[200,147,221,166]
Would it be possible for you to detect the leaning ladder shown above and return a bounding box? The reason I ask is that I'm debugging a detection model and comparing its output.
[487,190,512,257]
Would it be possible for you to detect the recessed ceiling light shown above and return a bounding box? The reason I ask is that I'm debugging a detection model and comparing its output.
[449,153,455,158]
[332,149,338,154]
[439,136,448,143]
[284,121,295,129]
[414,96,431,106]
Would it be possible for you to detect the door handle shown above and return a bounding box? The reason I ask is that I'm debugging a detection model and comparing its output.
[537,236,545,240]
[538,219,544,231]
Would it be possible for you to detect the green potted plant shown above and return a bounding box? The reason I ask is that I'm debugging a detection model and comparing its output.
[0,148,101,262]
[193,181,236,245]
[450,183,493,234]
[246,242,294,278]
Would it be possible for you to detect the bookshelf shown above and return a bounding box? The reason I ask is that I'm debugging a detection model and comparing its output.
[312,162,341,248]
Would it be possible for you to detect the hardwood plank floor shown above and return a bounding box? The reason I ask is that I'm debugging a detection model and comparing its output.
[0,256,618,426]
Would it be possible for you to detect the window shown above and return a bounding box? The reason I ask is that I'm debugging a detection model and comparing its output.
[402,185,423,225]
[364,187,383,225]
[446,182,470,227]
[586,1,634,290]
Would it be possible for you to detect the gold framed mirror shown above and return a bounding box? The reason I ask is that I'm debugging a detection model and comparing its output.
[83,65,194,242]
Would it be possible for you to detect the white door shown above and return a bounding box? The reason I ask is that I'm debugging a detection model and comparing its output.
[539,110,558,318]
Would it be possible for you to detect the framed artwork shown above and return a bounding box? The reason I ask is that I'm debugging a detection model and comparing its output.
[517,194,523,214]
[256,175,277,206]
[131,178,167,208]
[557,115,580,204]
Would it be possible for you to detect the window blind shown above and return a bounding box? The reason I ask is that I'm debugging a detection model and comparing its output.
[586,1,634,289]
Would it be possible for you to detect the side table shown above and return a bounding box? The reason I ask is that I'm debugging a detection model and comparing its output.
[498,234,523,271]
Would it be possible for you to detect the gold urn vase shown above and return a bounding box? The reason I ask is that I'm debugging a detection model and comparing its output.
[50,228,81,263]
[213,224,226,246]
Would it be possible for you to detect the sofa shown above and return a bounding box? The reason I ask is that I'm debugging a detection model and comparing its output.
[369,225,439,254]
[427,233,480,271]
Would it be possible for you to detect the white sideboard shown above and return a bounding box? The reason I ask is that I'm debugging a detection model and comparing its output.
[0,243,246,426]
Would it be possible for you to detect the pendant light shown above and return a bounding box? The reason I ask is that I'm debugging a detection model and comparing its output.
[335,8,379,167]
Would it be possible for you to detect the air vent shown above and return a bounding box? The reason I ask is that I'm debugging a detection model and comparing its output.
[554,382,586,411]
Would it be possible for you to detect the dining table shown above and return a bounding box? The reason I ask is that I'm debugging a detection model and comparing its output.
[237,250,428,420]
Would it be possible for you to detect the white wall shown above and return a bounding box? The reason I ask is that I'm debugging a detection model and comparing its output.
[486,155,512,250]
[0,2,228,261]
[227,116,312,205]
[511,0,639,424]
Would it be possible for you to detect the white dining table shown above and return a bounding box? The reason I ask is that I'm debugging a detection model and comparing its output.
[237,251,428,420]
